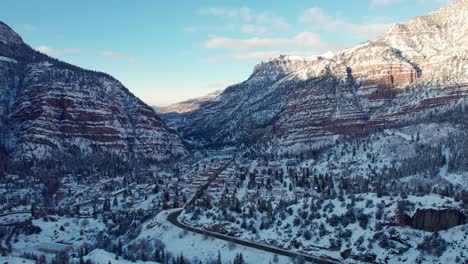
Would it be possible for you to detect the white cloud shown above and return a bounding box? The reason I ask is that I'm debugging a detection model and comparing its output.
[240,24,269,35]
[372,0,454,8]
[97,51,123,58]
[183,24,236,33]
[35,45,81,56]
[193,6,289,35]
[204,30,348,63]
[370,0,400,8]
[254,12,290,30]
[425,0,455,5]
[204,32,324,51]
[97,51,142,66]
[300,7,393,38]
[436,0,455,4]
[205,47,349,63]
[206,51,282,63]
[197,6,252,22]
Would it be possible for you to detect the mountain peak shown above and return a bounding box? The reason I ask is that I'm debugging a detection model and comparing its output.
[320,51,334,59]
[0,21,23,45]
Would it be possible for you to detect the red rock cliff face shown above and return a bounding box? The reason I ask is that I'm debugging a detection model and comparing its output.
[155,1,468,150]
[354,64,419,89]
[0,22,189,161]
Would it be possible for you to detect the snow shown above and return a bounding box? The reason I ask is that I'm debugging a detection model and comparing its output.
[320,51,334,59]
[266,52,334,63]
[134,209,295,264]
[0,213,31,225]
[41,61,53,67]
[0,257,35,264]
[439,148,450,177]
[0,55,17,63]
[12,216,106,254]
[439,147,467,188]
[384,129,413,141]
[85,249,159,264]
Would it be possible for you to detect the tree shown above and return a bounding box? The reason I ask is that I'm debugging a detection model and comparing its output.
[51,251,69,264]
[417,232,448,257]
[103,198,110,211]
[396,200,406,226]
[233,253,245,264]
[113,196,118,207]
[31,203,36,217]
[293,255,305,264]
[92,203,97,219]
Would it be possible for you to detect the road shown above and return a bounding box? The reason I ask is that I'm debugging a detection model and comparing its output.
[167,156,340,263]
[163,158,341,264]
[0,211,31,227]
[167,209,341,264]
[185,158,234,207]
[0,211,30,217]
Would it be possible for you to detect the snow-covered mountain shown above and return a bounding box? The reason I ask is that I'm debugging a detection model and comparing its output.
[0,21,189,161]
[160,0,467,150]
[157,90,223,115]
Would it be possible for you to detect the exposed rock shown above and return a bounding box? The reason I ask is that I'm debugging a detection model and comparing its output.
[409,209,468,231]
[0,22,189,161]
[160,0,468,151]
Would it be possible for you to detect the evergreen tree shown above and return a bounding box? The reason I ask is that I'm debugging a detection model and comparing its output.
[233,253,245,264]
[216,250,222,264]
[113,196,118,207]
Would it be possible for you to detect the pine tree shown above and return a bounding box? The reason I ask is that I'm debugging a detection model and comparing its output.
[233,253,245,264]
[31,203,36,217]
[396,200,406,226]
[216,250,222,264]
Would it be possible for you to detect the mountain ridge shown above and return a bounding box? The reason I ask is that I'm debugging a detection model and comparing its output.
[159,0,467,150]
[0,21,189,162]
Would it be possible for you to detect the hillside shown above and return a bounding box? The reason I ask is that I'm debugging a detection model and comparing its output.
[0,22,189,164]
[160,0,467,151]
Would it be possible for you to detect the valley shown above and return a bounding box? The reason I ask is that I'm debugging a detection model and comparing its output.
[0,0,467,263]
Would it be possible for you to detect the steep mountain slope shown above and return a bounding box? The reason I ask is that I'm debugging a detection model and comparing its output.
[0,22,189,161]
[159,54,332,145]
[157,90,223,115]
[160,0,467,150]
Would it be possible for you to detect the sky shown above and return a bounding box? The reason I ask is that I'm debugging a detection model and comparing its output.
[0,0,454,106]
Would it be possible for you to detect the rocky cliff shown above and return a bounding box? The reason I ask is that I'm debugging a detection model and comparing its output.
[409,209,468,231]
[159,0,468,151]
[0,22,189,162]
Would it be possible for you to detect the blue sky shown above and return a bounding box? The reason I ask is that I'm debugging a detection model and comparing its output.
[0,0,452,106]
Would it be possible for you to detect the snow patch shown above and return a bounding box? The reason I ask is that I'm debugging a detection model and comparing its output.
[0,56,18,63]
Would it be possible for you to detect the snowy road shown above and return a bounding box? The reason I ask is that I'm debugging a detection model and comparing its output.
[139,209,298,263]
[0,211,31,226]
[162,157,341,263]
[166,209,341,264]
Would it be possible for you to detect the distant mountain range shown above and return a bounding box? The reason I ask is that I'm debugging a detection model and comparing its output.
[159,0,467,151]
[1,0,467,163]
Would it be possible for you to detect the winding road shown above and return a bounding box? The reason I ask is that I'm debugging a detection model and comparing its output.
[167,209,340,264]
[165,157,341,263]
